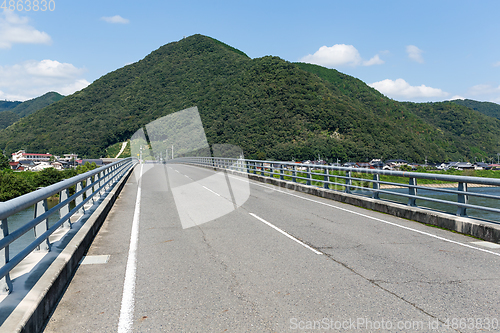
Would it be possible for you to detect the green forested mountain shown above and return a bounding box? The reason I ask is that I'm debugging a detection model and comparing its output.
[0,101,21,112]
[9,92,64,118]
[0,111,21,130]
[450,99,500,121]
[0,34,498,163]
[0,92,64,130]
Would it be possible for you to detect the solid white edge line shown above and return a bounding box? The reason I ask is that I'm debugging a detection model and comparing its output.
[118,164,143,333]
[245,180,500,258]
[249,213,322,255]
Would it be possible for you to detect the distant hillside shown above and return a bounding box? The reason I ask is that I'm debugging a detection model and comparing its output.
[10,92,64,118]
[0,111,20,130]
[0,92,64,130]
[0,34,499,163]
[0,101,21,112]
[450,99,500,121]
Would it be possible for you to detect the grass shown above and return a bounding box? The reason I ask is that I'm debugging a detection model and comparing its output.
[105,140,131,158]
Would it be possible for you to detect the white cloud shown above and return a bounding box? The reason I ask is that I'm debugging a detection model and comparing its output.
[0,60,90,101]
[369,78,448,100]
[468,84,500,96]
[465,84,500,103]
[493,61,500,67]
[449,95,466,100]
[363,54,384,66]
[0,10,51,49]
[406,45,424,63]
[101,15,130,24]
[300,44,383,67]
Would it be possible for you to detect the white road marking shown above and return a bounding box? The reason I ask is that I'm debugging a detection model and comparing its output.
[249,213,323,255]
[80,255,110,265]
[118,164,143,333]
[246,180,500,258]
[202,185,221,197]
[470,241,500,249]
[172,164,500,257]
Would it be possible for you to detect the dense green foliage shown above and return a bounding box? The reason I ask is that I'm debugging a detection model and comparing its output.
[450,99,500,121]
[0,152,10,169]
[0,162,98,201]
[0,101,21,112]
[402,102,500,161]
[0,34,498,163]
[0,111,21,130]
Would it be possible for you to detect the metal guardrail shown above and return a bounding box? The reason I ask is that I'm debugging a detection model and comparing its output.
[0,157,137,294]
[174,156,500,219]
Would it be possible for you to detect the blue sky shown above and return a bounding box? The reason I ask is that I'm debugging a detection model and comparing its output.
[1,0,500,104]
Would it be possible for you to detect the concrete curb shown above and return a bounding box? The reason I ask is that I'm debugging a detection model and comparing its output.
[197,164,500,244]
[0,164,136,333]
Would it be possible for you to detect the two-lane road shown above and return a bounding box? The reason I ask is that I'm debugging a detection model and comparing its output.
[44,163,500,332]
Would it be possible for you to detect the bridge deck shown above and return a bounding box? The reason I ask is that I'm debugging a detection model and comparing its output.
[43,163,500,332]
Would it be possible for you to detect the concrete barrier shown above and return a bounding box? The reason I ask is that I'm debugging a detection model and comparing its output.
[0,164,135,333]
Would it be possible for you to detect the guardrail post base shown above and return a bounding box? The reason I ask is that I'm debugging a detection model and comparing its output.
[0,218,13,294]
[457,182,468,216]
[34,199,51,252]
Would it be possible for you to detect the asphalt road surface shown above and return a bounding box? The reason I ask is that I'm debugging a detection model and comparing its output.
[43,163,500,332]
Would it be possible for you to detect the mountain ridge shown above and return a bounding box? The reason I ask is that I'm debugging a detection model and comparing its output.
[450,98,500,121]
[0,92,64,130]
[0,34,498,163]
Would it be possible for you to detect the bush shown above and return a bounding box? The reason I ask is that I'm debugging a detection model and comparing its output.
[0,170,35,201]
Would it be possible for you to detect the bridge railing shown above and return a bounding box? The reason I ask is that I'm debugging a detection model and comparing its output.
[0,157,137,294]
[174,157,500,221]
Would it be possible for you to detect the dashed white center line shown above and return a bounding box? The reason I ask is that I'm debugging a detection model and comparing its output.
[202,185,221,197]
[249,213,322,255]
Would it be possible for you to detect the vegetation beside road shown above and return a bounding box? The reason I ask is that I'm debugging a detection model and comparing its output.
[0,162,98,201]
[259,166,500,190]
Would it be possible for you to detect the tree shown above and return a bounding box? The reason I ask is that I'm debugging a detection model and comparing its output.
[0,170,35,201]
[0,152,10,170]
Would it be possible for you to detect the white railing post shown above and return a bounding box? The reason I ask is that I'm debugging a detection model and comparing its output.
[345,171,352,193]
[408,177,417,206]
[34,199,51,252]
[0,218,12,294]
[372,174,380,199]
[457,182,468,216]
[59,188,72,228]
